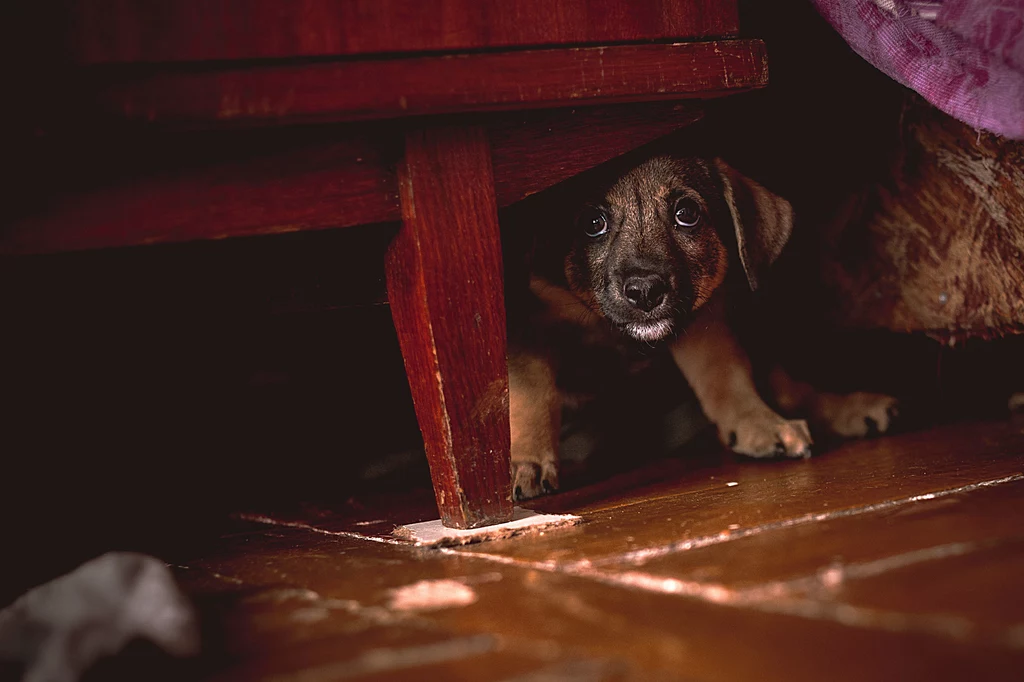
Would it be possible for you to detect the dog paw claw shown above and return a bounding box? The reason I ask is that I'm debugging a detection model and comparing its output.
[818,393,899,438]
[511,457,560,501]
[723,408,813,459]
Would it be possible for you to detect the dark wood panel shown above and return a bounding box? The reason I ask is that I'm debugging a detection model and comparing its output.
[69,0,739,64]
[0,102,701,255]
[489,102,703,206]
[93,41,766,126]
[385,125,512,529]
[0,130,401,255]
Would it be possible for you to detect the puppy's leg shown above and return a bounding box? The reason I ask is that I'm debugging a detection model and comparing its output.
[671,300,812,458]
[769,365,899,438]
[509,351,561,500]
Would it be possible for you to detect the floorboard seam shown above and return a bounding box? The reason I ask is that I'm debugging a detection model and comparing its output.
[588,472,1024,567]
[233,513,412,546]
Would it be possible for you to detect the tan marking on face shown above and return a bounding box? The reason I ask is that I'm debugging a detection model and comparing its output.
[691,232,730,310]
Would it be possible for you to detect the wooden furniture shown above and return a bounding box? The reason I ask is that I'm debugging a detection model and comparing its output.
[3,0,766,528]
[818,94,1024,340]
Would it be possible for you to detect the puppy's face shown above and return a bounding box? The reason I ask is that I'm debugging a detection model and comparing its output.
[565,157,733,343]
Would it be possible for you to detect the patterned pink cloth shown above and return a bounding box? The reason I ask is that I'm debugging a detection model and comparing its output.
[809,0,1024,139]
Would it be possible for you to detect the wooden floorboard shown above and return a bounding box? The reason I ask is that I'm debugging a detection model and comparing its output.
[163,417,1024,681]
[619,478,1024,590]
[457,419,1024,564]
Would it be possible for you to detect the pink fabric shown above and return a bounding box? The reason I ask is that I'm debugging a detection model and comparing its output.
[809,0,1024,139]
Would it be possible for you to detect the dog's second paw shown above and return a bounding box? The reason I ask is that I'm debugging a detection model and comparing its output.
[511,457,559,501]
[722,407,813,459]
[815,392,899,438]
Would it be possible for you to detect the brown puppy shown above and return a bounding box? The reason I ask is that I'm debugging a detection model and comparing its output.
[509,156,898,500]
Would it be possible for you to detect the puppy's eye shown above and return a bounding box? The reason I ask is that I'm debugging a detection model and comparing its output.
[577,206,609,238]
[673,197,702,229]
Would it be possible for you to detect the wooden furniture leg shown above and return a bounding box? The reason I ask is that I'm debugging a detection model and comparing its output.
[385,125,513,529]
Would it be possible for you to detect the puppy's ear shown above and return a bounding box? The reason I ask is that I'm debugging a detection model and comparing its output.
[713,158,794,291]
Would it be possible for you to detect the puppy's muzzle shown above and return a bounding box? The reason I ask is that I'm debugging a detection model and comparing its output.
[622,273,668,313]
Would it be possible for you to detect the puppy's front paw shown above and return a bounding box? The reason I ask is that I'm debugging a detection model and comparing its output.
[722,407,813,459]
[815,392,899,438]
[511,456,559,501]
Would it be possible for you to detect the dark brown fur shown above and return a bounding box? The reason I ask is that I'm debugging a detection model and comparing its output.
[509,156,898,500]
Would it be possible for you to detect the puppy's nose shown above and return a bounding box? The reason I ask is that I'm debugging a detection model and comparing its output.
[623,274,668,312]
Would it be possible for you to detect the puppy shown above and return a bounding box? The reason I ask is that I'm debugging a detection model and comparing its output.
[508,156,898,500]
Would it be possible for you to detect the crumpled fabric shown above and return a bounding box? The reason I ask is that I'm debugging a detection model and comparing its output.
[0,552,200,682]
[808,0,1024,139]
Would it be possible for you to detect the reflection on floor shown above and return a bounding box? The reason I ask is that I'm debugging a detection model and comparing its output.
[118,417,1024,682]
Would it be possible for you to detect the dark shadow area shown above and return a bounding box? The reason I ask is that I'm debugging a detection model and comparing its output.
[0,223,425,604]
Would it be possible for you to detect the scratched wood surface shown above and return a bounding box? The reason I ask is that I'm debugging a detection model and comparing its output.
[817,94,1024,339]
[66,0,739,64]
[137,417,1024,682]
[88,41,765,127]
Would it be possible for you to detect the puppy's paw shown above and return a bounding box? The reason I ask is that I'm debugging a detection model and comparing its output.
[722,407,813,459]
[511,457,559,501]
[815,392,899,438]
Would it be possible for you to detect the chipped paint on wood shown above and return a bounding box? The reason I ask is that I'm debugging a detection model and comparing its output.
[822,94,1024,338]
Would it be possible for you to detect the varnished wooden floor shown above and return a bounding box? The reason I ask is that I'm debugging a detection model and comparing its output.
[153,417,1024,681]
